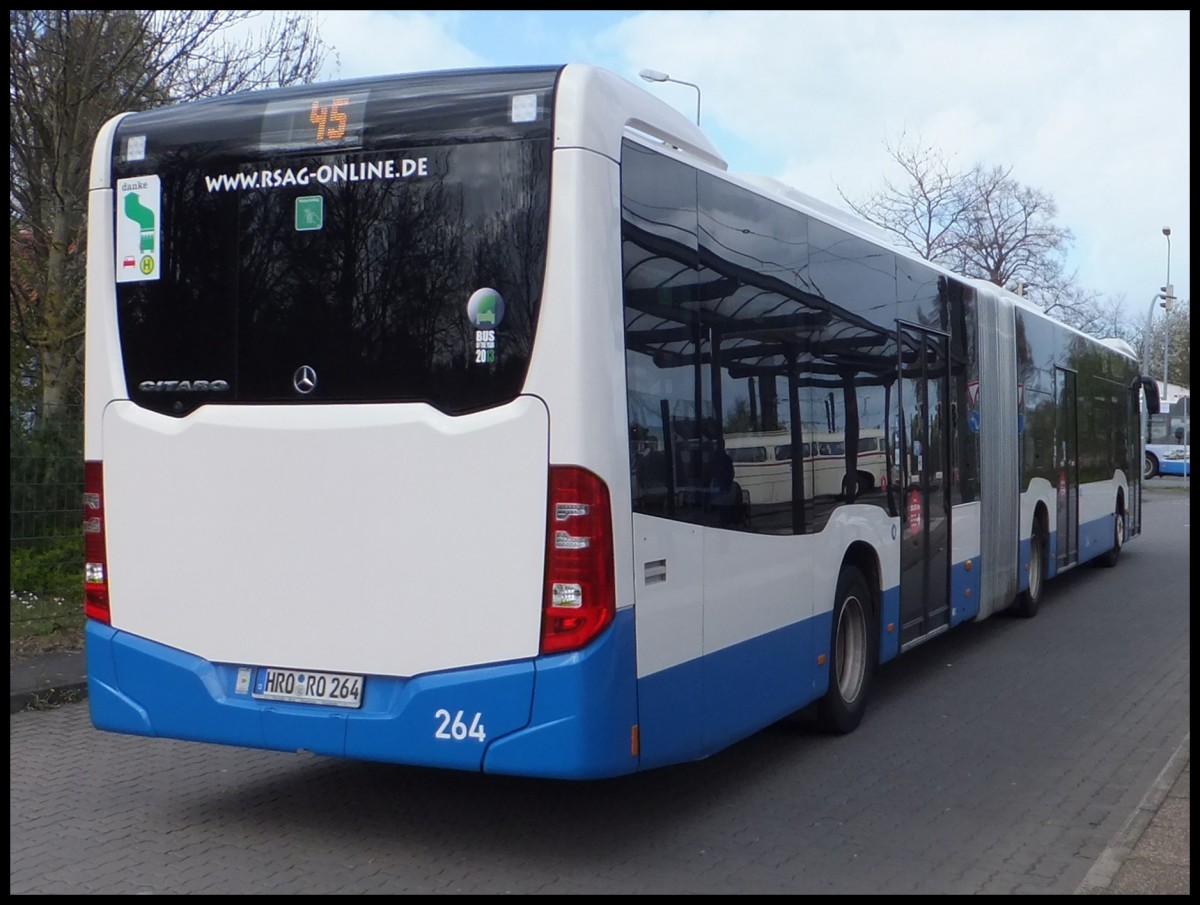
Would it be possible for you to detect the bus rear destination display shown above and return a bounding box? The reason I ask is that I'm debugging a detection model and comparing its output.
[259,89,369,153]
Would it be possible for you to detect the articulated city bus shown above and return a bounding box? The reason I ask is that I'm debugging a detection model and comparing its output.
[84,64,1160,779]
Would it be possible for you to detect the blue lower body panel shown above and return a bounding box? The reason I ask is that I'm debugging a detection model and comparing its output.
[1039,510,1121,583]
[87,610,640,779]
[636,611,832,771]
[950,558,982,626]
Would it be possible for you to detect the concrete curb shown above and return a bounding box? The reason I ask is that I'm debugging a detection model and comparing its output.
[10,680,88,714]
[9,649,88,714]
[1074,733,1191,894]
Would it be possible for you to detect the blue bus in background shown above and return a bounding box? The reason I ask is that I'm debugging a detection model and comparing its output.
[1144,404,1190,478]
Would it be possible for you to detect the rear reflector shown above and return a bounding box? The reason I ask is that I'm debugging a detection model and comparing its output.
[541,466,615,654]
[83,460,111,623]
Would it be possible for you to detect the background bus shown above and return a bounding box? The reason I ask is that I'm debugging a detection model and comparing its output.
[84,64,1159,780]
[722,428,888,508]
[1144,399,1190,478]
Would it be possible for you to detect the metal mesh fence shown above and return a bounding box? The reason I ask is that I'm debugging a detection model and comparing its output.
[10,403,84,647]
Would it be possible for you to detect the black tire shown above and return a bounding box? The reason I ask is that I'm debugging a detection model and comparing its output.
[1096,504,1124,568]
[816,565,876,734]
[1144,453,1160,479]
[1012,517,1047,618]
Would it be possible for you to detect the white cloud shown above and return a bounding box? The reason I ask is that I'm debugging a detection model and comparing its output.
[315,11,484,80]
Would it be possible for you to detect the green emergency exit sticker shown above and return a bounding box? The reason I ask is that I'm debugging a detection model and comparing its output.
[295,195,323,231]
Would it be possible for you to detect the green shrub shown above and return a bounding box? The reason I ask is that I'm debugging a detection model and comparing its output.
[10,534,82,598]
[10,535,85,651]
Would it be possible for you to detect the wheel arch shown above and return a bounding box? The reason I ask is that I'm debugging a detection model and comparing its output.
[841,540,882,644]
[1033,498,1050,536]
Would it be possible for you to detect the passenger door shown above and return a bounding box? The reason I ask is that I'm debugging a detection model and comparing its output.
[897,325,952,648]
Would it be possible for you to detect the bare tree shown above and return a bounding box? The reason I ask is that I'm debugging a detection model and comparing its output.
[838,132,977,264]
[10,10,330,409]
[1076,293,1140,346]
[954,165,1074,306]
[838,133,1118,339]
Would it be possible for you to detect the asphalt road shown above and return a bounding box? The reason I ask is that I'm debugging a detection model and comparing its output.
[10,483,1190,894]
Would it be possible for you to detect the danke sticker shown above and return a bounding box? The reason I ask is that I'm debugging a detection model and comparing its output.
[116,175,162,283]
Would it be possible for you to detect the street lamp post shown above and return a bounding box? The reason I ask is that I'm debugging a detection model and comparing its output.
[1142,288,1172,377]
[638,69,701,127]
[1161,227,1173,396]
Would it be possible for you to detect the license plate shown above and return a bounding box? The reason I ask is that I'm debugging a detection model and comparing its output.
[252,667,364,708]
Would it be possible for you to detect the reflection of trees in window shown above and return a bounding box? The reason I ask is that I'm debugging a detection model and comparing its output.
[195,140,552,409]
[724,398,754,433]
[235,152,467,387]
[1068,335,1133,482]
[241,148,460,360]
[129,166,239,336]
[469,140,550,366]
[1014,312,1038,396]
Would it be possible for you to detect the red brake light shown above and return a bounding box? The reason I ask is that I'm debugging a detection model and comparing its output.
[541,465,615,654]
[83,459,111,624]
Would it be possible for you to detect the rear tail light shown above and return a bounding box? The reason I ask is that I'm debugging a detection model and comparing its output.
[83,459,111,624]
[541,465,615,654]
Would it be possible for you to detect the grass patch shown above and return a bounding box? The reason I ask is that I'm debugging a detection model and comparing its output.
[9,590,85,657]
[10,536,86,658]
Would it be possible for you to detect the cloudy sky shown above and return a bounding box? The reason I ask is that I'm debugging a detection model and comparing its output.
[310,10,1189,329]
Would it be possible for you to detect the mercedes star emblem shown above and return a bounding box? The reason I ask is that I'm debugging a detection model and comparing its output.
[293,364,318,394]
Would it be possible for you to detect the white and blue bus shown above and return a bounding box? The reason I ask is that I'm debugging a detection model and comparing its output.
[84,64,1161,779]
[1144,408,1190,478]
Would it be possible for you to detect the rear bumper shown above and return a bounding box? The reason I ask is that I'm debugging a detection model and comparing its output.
[86,609,638,779]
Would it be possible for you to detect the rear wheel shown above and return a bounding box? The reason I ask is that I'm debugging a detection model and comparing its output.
[816,565,876,734]
[1097,504,1124,568]
[1012,517,1047,618]
[1144,453,1160,479]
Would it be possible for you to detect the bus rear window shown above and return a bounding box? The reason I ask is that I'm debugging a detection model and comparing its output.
[114,139,550,416]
